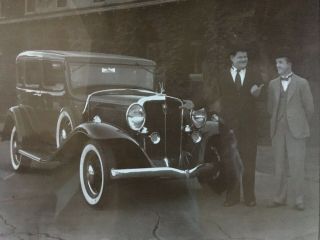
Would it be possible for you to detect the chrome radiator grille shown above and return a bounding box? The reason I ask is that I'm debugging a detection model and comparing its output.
[144,97,182,162]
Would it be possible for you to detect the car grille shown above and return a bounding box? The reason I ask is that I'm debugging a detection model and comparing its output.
[144,97,182,162]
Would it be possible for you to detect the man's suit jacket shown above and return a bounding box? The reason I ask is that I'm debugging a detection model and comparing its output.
[217,67,261,135]
[268,74,314,139]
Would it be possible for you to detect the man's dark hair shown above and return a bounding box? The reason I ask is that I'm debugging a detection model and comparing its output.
[276,56,292,64]
[229,45,249,57]
[274,47,294,64]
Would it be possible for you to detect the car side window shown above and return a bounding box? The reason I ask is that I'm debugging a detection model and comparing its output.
[43,60,64,91]
[25,60,42,88]
[16,61,25,87]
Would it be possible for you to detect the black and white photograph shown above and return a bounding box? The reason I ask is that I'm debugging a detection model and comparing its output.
[0,0,318,239]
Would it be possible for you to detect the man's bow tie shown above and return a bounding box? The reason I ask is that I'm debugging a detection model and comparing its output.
[280,74,293,81]
[280,73,292,82]
[280,77,289,81]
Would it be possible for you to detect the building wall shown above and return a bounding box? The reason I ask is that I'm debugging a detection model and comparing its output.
[0,0,182,21]
[0,0,318,144]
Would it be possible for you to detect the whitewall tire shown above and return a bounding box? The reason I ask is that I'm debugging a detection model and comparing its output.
[10,126,30,171]
[79,141,113,207]
[56,110,74,148]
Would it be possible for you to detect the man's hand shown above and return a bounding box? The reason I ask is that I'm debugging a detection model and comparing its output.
[250,84,264,97]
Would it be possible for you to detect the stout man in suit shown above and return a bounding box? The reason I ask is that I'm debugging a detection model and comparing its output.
[218,48,264,207]
[267,53,314,210]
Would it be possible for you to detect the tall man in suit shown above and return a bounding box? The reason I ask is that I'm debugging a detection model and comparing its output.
[267,54,314,210]
[218,49,264,207]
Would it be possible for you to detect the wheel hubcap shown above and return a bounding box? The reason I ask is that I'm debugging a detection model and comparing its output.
[59,119,72,144]
[85,154,102,197]
[61,129,67,140]
[11,129,21,167]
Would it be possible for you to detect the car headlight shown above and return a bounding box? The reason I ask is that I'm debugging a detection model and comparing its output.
[126,103,146,131]
[191,108,207,128]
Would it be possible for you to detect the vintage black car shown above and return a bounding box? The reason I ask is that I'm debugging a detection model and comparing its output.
[1,50,224,207]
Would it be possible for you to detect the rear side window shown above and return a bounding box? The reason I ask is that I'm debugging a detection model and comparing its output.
[17,61,25,87]
[43,61,65,91]
[25,60,42,88]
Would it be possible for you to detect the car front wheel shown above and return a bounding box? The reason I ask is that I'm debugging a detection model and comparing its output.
[79,140,114,207]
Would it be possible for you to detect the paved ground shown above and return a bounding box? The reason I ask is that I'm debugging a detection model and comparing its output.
[0,140,318,240]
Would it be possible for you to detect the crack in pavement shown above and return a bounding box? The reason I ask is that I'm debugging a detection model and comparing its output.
[212,220,232,239]
[152,212,161,240]
[0,213,16,236]
[0,212,66,240]
[209,222,267,240]
[21,231,67,240]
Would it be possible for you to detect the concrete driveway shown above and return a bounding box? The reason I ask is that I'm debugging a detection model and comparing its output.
[0,140,318,240]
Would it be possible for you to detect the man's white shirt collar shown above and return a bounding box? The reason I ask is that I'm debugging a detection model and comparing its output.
[230,66,246,85]
[280,72,293,92]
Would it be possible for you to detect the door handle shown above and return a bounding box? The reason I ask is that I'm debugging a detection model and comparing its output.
[33,92,42,96]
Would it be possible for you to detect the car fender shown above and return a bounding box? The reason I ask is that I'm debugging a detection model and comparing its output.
[54,122,152,168]
[1,106,36,141]
[74,122,136,142]
[197,120,220,163]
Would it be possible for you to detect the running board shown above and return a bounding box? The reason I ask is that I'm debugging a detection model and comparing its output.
[18,149,49,163]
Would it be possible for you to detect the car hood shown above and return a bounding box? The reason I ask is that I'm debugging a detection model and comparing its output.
[88,89,160,108]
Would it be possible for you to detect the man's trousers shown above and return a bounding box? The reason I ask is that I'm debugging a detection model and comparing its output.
[271,117,306,205]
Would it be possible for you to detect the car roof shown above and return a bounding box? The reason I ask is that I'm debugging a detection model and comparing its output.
[17,50,156,66]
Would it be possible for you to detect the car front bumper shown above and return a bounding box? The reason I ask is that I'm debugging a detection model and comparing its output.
[110,163,214,180]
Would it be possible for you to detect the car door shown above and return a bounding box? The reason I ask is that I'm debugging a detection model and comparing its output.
[17,58,46,139]
[41,59,67,145]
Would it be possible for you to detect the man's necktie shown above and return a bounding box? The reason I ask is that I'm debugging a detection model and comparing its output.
[235,69,242,90]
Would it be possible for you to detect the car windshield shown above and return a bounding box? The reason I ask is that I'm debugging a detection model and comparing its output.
[68,62,154,94]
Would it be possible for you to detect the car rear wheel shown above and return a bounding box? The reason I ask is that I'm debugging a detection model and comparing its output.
[10,126,30,171]
[56,110,74,148]
[79,140,114,207]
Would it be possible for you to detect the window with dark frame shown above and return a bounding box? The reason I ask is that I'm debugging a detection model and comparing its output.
[43,61,64,91]
[26,0,36,13]
[25,61,42,87]
[0,0,4,17]
[17,61,25,87]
